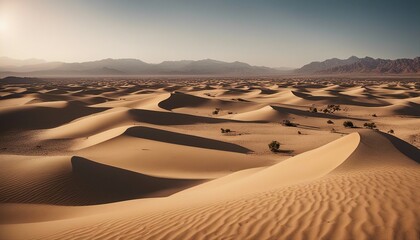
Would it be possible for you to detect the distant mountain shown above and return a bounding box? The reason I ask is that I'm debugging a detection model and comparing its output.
[297,56,420,74]
[320,57,420,74]
[0,58,282,76]
[0,57,46,67]
[296,56,360,74]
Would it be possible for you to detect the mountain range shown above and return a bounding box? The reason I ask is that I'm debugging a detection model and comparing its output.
[297,56,420,74]
[0,57,280,77]
[1,56,419,77]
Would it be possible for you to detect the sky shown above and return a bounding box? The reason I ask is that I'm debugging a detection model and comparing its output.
[0,0,419,68]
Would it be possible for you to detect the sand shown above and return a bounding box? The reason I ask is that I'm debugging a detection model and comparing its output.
[0,77,419,240]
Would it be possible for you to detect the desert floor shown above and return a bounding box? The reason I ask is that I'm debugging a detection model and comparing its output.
[0,77,419,240]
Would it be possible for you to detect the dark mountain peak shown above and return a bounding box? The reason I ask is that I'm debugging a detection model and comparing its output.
[317,56,420,74]
[297,56,360,74]
[297,56,420,74]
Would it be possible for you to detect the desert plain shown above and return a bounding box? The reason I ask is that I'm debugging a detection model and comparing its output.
[0,76,419,240]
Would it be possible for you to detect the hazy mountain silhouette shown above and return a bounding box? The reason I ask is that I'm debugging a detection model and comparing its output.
[0,57,282,76]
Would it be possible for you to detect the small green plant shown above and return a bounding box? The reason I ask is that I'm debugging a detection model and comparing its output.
[343,121,354,128]
[363,122,376,129]
[268,140,280,152]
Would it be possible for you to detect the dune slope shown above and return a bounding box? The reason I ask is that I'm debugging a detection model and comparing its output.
[1,130,418,240]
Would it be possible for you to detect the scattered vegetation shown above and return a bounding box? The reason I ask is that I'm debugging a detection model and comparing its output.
[309,105,318,113]
[320,104,341,114]
[343,121,354,128]
[282,119,297,127]
[231,98,247,102]
[363,122,377,129]
[221,128,231,133]
[268,140,280,152]
[327,120,334,124]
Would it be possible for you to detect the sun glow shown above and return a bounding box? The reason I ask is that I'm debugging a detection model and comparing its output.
[0,20,7,33]
[0,14,11,35]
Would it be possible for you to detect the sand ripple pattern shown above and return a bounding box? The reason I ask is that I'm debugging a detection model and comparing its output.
[43,166,420,240]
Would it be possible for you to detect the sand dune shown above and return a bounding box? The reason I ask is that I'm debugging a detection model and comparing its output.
[44,107,132,139]
[76,126,267,179]
[0,155,201,205]
[128,108,237,125]
[1,130,418,240]
[0,101,105,133]
[91,93,169,110]
[158,91,261,115]
[230,104,363,122]
[0,77,419,240]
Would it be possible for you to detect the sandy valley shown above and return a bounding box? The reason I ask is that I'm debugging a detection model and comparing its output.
[0,76,419,239]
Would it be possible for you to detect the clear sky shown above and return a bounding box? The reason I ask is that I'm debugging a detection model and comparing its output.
[0,0,419,68]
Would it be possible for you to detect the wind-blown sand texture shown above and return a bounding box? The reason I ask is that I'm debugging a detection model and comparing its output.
[0,77,419,240]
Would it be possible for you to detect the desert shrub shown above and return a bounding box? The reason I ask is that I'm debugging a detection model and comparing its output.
[221,128,231,133]
[298,131,302,135]
[327,120,334,124]
[309,106,318,113]
[363,122,376,129]
[343,121,354,128]
[268,140,280,152]
[388,129,394,134]
[213,108,220,115]
[323,104,341,114]
[282,119,297,127]
[228,111,233,114]
[328,104,341,112]
[372,114,377,117]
